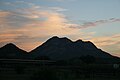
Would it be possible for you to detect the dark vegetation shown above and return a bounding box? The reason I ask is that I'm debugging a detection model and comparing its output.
[0,60,120,80]
[30,69,58,80]
[35,56,50,60]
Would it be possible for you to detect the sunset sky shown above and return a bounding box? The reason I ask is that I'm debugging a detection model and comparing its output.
[0,0,120,57]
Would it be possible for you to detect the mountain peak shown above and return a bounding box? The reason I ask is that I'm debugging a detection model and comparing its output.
[83,41,97,50]
[75,39,83,43]
[52,36,59,39]
[46,36,72,43]
[0,43,27,52]
[0,43,28,59]
[6,43,16,46]
[46,36,59,43]
[2,43,17,48]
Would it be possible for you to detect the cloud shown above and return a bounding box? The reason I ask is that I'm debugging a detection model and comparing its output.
[0,11,11,17]
[70,18,120,29]
[1,0,120,55]
[46,0,77,2]
[0,1,79,51]
[91,34,120,47]
[88,34,120,57]
[48,7,67,12]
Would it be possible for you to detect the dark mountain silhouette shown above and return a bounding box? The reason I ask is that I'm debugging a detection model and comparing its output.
[0,36,120,64]
[30,36,120,63]
[0,43,28,59]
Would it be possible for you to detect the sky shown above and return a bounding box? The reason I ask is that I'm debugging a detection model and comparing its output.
[0,0,120,57]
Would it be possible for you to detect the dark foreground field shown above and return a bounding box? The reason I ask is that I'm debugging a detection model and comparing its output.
[0,59,120,80]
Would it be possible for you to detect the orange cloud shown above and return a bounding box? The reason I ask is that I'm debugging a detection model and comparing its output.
[0,11,10,17]
[0,4,80,51]
[90,34,120,49]
[87,34,120,57]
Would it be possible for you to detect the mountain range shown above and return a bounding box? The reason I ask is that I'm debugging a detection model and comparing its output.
[0,36,120,64]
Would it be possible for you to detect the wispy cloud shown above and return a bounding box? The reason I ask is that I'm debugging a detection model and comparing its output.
[48,7,67,12]
[46,0,77,2]
[91,34,120,47]
[90,33,120,57]
[70,18,120,29]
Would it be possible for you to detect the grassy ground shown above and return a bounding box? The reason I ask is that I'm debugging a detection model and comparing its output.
[0,63,120,80]
[0,66,119,80]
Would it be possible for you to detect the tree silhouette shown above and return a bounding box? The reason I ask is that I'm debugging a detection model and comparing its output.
[80,55,96,64]
[35,56,50,60]
[30,69,58,80]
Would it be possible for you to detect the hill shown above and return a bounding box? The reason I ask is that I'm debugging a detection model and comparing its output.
[0,43,29,59]
[30,36,120,63]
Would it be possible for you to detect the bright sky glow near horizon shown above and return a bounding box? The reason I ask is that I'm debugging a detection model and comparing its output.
[0,0,120,57]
